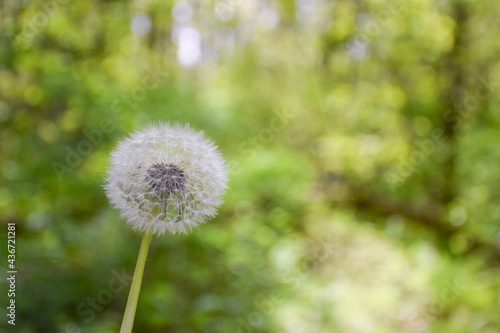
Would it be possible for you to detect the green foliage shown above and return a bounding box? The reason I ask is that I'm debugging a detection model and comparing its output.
[1,0,499,332]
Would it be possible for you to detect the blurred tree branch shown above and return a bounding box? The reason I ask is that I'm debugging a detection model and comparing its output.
[439,2,467,205]
[321,172,500,264]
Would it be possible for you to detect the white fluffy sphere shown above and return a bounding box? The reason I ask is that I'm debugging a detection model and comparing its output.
[104,123,229,235]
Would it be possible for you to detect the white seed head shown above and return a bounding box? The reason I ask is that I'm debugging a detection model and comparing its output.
[104,122,229,235]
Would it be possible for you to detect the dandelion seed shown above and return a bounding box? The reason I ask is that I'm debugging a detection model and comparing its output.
[104,122,229,235]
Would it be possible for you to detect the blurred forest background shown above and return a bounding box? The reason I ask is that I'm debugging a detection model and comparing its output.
[1,0,500,332]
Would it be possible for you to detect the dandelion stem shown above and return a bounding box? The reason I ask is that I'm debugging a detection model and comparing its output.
[120,231,152,333]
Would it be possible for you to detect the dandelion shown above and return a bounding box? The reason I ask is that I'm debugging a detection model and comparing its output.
[104,122,229,332]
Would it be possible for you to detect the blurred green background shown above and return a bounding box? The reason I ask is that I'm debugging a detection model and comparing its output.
[1,0,500,332]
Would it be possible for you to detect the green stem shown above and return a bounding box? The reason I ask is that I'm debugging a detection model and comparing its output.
[120,231,153,333]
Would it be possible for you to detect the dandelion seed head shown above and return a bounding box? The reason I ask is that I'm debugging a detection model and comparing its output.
[104,122,229,235]
[146,163,187,195]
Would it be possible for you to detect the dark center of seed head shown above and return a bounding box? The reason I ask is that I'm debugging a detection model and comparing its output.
[146,163,187,195]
